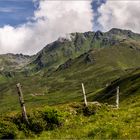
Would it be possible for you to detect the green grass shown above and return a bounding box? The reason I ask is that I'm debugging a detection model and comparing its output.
[94,68,140,104]
[0,28,140,139]
[0,65,140,139]
[38,105,140,139]
[0,45,140,113]
[0,101,140,139]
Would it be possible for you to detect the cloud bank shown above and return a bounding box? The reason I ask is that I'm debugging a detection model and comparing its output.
[0,0,93,55]
[0,0,140,55]
[98,1,140,33]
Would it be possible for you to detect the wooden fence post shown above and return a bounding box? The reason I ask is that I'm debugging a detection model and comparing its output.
[116,86,119,109]
[16,83,29,124]
[82,83,88,107]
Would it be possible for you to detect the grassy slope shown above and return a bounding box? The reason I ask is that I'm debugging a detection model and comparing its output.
[94,68,140,105]
[0,29,140,139]
[0,44,140,113]
[1,101,140,139]
[10,68,140,139]
[0,28,140,113]
[37,66,140,139]
[44,45,140,103]
[38,102,140,139]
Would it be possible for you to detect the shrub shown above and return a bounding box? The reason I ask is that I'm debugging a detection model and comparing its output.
[42,107,63,130]
[76,103,101,116]
[12,113,43,136]
[83,105,97,116]
[12,114,28,133]
[0,120,18,139]
[28,111,46,134]
[12,108,64,135]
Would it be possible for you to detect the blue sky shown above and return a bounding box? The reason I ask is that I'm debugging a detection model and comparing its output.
[0,0,104,28]
[92,0,106,30]
[0,0,37,27]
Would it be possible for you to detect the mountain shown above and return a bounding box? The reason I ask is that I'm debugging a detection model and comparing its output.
[0,28,140,113]
[29,28,140,71]
[0,53,32,73]
[30,32,95,71]
[0,28,140,139]
[1,28,140,73]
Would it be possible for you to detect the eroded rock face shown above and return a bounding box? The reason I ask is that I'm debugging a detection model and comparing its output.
[129,45,140,51]
[102,38,120,46]
[0,53,32,72]
[0,71,15,78]
[34,53,46,69]
[108,28,134,38]
[83,31,95,38]
[93,31,104,40]
[57,58,73,70]
[85,53,95,64]
[109,28,123,34]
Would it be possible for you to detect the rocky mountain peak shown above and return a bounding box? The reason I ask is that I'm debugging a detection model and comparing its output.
[93,30,104,40]
[108,28,133,37]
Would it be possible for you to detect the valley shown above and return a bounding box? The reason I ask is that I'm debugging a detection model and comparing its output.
[0,28,140,139]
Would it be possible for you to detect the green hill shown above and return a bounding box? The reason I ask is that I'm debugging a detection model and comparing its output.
[94,68,140,105]
[0,28,140,139]
[0,28,140,111]
[29,28,140,71]
[0,29,140,112]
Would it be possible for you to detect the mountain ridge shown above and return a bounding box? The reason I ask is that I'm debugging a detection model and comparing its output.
[0,28,140,113]
[28,28,140,71]
[0,28,140,73]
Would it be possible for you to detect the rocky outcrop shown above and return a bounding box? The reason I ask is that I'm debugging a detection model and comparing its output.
[84,53,95,64]
[93,31,104,40]
[57,58,73,70]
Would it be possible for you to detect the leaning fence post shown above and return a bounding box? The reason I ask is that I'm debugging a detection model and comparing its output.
[116,86,119,109]
[16,83,29,124]
[81,83,88,107]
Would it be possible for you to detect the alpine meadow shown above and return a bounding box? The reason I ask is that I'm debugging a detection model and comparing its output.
[0,0,140,139]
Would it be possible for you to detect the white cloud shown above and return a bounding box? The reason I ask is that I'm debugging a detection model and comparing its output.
[0,0,93,55]
[97,1,140,33]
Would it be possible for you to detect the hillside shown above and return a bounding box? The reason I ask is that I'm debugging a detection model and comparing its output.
[0,53,32,76]
[1,68,140,139]
[0,29,140,112]
[0,28,140,111]
[0,96,140,139]
[0,28,140,139]
[29,28,140,71]
[0,28,140,73]
[94,68,140,105]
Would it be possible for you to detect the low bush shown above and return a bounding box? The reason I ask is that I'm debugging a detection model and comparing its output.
[42,107,64,130]
[76,103,101,116]
[12,114,29,134]
[12,107,64,135]
[0,120,18,139]
[28,111,46,134]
